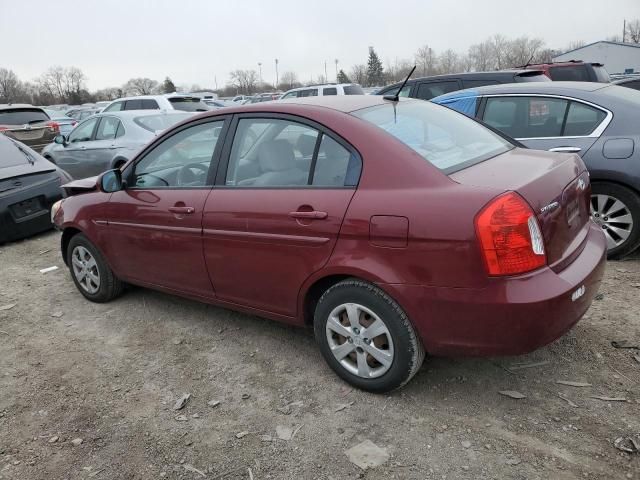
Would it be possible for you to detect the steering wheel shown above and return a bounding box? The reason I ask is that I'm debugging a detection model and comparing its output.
[135,172,169,187]
[176,163,209,186]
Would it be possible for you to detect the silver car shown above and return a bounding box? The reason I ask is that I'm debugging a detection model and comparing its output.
[42,110,194,179]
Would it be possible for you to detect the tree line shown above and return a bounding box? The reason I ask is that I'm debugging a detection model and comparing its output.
[2,21,639,105]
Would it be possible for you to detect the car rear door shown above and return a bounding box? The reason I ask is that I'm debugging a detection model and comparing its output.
[55,117,100,179]
[105,118,228,297]
[479,95,608,155]
[201,114,361,318]
[84,116,125,176]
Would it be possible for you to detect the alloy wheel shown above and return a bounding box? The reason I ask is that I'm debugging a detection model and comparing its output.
[71,246,100,294]
[325,302,394,379]
[591,194,634,250]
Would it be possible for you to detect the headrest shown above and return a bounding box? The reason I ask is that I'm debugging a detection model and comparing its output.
[258,139,296,172]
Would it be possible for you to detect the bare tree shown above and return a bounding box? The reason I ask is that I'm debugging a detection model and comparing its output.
[491,35,509,70]
[349,64,367,86]
[438,49,460,74]
[229,70,258,94]
[468,40,494,71]
[123,78,159,96]
[504,37,544,67]
[626,19,640,43]
[0,68,21,102]
[278,71,299,90]
[414,45,437,76]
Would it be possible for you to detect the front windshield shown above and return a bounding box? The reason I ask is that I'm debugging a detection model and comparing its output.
[351,100,513,173]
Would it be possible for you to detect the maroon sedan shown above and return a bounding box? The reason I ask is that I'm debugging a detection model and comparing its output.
[52,96,606,392]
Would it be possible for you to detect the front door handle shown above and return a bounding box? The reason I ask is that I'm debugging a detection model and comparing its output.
[168,206,195,214]
[289,210,328,220]
[549,146,582,153]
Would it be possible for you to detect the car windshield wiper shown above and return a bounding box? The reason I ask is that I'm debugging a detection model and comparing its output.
[10,140,35,165]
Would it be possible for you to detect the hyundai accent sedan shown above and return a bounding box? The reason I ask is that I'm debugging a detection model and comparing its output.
[52,96,606,392]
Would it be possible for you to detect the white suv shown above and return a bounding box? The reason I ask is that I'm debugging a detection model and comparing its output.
[279,83,364,99]
[102,94,209,113]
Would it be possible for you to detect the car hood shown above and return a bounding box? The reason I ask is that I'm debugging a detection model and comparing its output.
[0,138,58,181]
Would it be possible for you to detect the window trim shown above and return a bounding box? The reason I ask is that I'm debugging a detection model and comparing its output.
[122,116,231,190]
[214,112,362,190]
[95,116,123,141]
[68,116,100,143]
[478,93,613,140]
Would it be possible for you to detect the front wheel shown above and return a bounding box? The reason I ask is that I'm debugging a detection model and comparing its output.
[314,279,425,393]
[67,233,123,302]
[591,183,640,259]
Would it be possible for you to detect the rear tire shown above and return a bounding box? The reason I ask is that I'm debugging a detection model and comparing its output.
[591,182,640,259]
[67,233,123,303]
[313,279,425,393]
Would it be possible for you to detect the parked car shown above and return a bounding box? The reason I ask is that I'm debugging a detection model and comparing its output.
[102,94,209,113]
[376,70,549,101]
[65,107,102,121]
[432,81,640,258]
[95,101,111,110]
[232,95,250,103]
[280,83,364,99]
[41,110,193,179]
[44,109,77,136]
[52,95,605,392]
[203,99,236,109]
[613,76,640,91]
[0,133,71,243]
[523,61,610,83]
[0,104,60,152]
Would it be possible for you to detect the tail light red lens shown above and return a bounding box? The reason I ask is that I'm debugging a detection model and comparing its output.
[46,121,60,134]
[475,192,546,276]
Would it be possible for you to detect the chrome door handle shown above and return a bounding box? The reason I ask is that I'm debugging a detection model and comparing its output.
[168,206,195,214]
[549,146,582,153]
[289,210,328,220]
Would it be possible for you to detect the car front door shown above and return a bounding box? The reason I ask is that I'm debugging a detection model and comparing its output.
[84,116,125,176]
[202,115,362,318]
[479,95,607,155]
[104,118,227,298]
[55,117,100,179]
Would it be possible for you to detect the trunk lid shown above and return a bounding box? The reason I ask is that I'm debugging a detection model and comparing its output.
[450,147,590,268]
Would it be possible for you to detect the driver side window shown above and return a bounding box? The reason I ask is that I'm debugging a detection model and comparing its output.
[131,121,223,189]
[68,117,99,143]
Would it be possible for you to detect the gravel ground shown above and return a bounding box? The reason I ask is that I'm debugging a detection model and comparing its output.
[0,230,639,480]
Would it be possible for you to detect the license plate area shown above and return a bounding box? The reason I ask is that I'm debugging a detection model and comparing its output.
[10,196,45,220]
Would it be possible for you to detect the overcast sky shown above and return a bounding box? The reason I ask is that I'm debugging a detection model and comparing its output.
[1,0,638,90]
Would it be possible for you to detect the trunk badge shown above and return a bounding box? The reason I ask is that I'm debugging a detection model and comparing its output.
[577,178,586,191]
[571,285,586,302]
[540,201,560,214]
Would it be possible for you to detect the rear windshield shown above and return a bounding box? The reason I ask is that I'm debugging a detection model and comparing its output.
[134,113,193,133]
[0,108,50,125]
[343,85,364,95]
[548,65,590,82]
[352,100,513,173]
[593,65,611,82]
[167,97,208,112]
[515,72,551,82]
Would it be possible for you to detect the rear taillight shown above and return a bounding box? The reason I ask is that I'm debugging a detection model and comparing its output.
[475,192,546,276]
[46,121,60,134]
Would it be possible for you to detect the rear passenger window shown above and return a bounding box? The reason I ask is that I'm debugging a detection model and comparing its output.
[548,66,590,82]
[141,99,159,109]
[95,117,120,140]
[298,89,318,97]
[483,97,568,138]
[125,99,143,110]
[104,101,124,112]
[323,88,337,96]
[225,118,360,188]
[416,81,460,100]
[564,102,607,136]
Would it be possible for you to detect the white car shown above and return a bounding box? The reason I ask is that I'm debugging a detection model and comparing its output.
[102,94,209,113]
[279,83,364,99]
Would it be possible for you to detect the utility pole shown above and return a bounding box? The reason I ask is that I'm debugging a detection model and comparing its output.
[623,19,626,43]
[258,62,263,84]
[335,59,339,82]
[275,58,279,88]
[324,61,328,83]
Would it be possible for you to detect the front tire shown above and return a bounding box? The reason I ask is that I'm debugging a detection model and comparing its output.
[67,233,123,303]
[314,279,425,393]
[591,182,640,259]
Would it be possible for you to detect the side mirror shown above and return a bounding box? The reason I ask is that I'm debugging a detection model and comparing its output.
[100,169,123,193]
[54,134,67,146]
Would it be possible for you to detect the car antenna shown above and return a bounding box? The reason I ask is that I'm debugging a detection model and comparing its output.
[383,65,416,102]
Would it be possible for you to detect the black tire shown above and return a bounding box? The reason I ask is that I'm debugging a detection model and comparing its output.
[313,279,425,393]
[591,182,640,259]
[66,233,123,303]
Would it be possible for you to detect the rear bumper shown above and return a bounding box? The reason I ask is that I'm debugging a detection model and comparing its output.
[0,176,62,243]
[383,222,607,356]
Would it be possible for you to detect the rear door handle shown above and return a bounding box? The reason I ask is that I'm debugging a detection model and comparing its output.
[289,210,328,220]
[169,206,195,214]
[549,146,582,153]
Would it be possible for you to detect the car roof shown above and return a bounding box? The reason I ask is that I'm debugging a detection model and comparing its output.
[94,110,194,120]
[380,70,545,90]
[0,104,45,111]
[283,83,360,92]
[435,81,610,97]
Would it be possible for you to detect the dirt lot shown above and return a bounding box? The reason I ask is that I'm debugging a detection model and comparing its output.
[0,230,639,480]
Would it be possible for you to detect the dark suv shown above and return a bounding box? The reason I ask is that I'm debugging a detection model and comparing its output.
[0,105,59,152]
[375,70,549,101]
[524,61,610,83]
